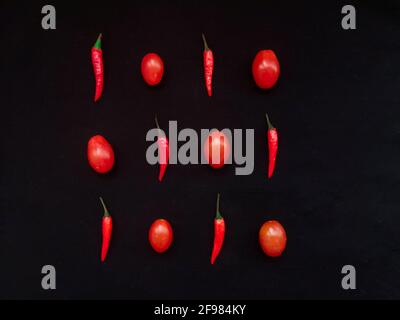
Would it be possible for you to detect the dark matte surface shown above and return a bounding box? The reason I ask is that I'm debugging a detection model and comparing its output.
[1,0,400,299]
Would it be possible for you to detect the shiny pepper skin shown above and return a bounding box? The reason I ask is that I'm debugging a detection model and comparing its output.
[211,193,225,265]
[202,34,214,97]
[158,136,169,181]
[91,34,104,102]
[99,197,112,262]
[266,113,278,178]
[155,116,169,182]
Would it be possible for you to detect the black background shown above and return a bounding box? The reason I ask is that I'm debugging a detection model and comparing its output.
[1,0,399,300]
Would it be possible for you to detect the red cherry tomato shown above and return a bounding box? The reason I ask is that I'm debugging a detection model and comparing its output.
[141,53,164,86]
[204,130,231,169]
[149,219,173,253]
[252,50,280,89]
[259,220,287,257]
[87,135,115,174]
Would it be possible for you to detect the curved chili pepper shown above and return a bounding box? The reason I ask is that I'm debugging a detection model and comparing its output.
[91,33,104,102]
[202,33,214,97]
[211,193,225,265]
[155,115,169,182]
[266,113,278,178]
[99,197,112,262]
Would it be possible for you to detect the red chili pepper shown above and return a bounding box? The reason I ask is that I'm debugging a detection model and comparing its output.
[91,33,104,102]
[211,193,225,265]
[266,113,278,178]
[99,197,112,262]
[155,115,169,182]
[202,33,214,97]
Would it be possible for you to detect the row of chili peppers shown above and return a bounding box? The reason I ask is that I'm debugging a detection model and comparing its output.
[100,193,287,263]
[91,33,280,101]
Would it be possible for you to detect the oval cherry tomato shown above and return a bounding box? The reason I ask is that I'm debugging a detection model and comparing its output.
[141,53,164,86]
[149,219,173,253]
[204,130,231,169]
[259,220,287,257]
[87,135,115,174]
[252,50,280,89]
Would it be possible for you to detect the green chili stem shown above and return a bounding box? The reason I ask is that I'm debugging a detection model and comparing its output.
[216,193,222,219]
[155,115,160,129]
[99,197,110,217]
[265,113,275,130]
[94,33,102,49]
[202,33,210,51]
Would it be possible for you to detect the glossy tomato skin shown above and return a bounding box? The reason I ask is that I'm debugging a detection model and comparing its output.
[252,50,280,89]
[204,130,231,169]
[259,220,287,257]
[141,53,164,86]
[149,219,173,253]
[87,135,115,174]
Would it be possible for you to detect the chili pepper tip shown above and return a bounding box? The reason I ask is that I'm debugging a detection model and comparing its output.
[155,114,160,129]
